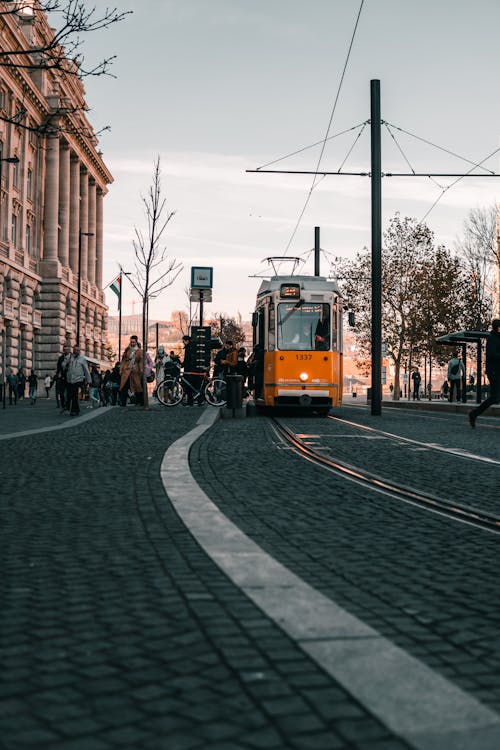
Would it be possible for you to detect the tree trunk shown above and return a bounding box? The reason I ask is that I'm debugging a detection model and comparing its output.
[393,358,401,401]
[142,296,149,409]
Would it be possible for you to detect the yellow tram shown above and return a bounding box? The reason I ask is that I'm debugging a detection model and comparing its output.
[251,258,343,413]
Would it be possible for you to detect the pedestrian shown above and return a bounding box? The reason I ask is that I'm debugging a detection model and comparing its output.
[411,368,421,400]
[236,346,249,395]
[468,319,500,427]
[44,373,52,398]
[17,368,26,400]
[181,334,202,405]
[220,340,238,376]
[447,351,465,402]
[154,346,169,384]
[119,335,144,406]
[102,369,112,405]
[28,370,38,404]
[213,342,229,378]
[66,345,91,416]
[110,361,121,405]
[441,380,449,399]
[89,365,102,408]
[7,369,18,405]
[55,343,71,411]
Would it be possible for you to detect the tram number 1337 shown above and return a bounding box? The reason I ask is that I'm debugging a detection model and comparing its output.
[295,354,312,360]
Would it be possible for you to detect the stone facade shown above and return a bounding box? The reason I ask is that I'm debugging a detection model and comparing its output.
[0,5,112,388]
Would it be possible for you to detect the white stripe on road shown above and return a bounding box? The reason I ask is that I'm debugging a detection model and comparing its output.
[0,406,109,441]
[160,410,500,750]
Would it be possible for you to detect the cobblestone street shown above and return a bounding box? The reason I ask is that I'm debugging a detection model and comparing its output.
[1,399,499,749]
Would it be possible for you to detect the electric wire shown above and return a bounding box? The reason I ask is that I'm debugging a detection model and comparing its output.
[383,122,416,175]
[419,144,500,223]
[256,121,369,171]
[282,0,365,260]
[336,121,368,173]
[383,120,497,175]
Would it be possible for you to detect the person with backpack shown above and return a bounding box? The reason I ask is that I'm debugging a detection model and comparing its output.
[411,368,421,401]
[447,351,465,403]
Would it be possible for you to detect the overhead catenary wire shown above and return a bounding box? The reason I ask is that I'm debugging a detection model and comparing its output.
[419,143,500,223]
[256,121,369,171]
[282,0,365,259]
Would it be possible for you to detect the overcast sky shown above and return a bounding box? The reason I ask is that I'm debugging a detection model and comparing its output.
[79,0,500,321]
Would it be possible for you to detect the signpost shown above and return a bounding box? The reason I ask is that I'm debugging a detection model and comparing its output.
[190,266,213,326]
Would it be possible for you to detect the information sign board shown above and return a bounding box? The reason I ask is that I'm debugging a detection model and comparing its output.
[191,267,213,289]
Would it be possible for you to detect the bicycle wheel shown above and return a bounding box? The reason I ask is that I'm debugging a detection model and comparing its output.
[156,378,184,406]
[204,378,227,406]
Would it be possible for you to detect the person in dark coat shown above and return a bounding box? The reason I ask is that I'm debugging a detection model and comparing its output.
[17,369,26,400]
[469,319,500,427]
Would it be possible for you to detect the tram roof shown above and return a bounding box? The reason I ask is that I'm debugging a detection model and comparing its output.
[256,274,340,298]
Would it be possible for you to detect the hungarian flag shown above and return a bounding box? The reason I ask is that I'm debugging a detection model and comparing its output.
[109,275,121,309]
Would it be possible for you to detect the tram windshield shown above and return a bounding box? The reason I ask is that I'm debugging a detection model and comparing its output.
[277,302,330,351]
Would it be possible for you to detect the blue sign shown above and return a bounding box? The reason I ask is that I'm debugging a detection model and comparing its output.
[191,266,213,289]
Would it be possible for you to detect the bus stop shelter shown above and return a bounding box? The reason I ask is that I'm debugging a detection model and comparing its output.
[436,330,490,404]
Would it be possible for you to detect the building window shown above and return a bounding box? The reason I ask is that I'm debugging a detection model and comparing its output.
[12,159,19,187]
[27,168,32,199]
[11,213,17,246]
[26,223,31,253]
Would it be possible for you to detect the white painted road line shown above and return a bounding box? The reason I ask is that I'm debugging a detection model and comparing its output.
[160,410,500,750]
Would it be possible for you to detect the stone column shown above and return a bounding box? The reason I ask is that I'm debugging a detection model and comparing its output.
[43,133,60,261]
[58,141,70,267]
[68,154,80,273]
[96,188,103,289]
[79,168,89,280]
[87,178,96,285]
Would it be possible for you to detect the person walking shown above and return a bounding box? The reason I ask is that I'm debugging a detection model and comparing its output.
[7,369,18,405]
[411,368,421,400]
[447,351,465,403]
[468,319,500,427]
[89,365,102,408]
[55,344,71,411]
[119,335,144,406]
[17,369,26,400]
[220,340,238,376]
[44,374,52,399]
[28,370,38,404]
[109,361,121,405]
[66,345,91,416]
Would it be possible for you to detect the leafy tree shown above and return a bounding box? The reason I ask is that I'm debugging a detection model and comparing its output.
[336,213,465,400]
[207,315,245,346]
[128,157,182,408]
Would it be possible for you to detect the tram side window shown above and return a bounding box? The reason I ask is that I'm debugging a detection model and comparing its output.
[268,304,276,350]
[277,303,331,351]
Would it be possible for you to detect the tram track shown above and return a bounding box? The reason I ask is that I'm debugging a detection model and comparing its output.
[271,417,500,535]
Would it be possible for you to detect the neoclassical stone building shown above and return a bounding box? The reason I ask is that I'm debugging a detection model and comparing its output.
[0,4,112,386]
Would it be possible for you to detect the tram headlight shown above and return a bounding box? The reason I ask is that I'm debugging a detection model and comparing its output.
[299,372,309,382]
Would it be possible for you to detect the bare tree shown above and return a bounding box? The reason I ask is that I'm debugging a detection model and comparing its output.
[0,1,131,137]
[127,157,183,408]
[455,205,498,321]
[0,1,131,77]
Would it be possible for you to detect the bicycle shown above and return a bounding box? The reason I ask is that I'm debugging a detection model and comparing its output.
[156,370,227,407]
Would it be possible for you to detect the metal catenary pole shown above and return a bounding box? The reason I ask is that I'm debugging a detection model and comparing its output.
[370,80,382,416]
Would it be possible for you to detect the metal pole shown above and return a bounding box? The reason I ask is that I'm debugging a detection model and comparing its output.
[156,321,159,351]
[118,268,122,361]
[76,229,82,348]
[370,80,382,416]
[314,226,320,276]
[476,340,482,404]
[199,290,204,327]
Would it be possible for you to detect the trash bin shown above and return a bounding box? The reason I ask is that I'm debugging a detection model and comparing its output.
[226,374,243,410]
[366,387,372,401]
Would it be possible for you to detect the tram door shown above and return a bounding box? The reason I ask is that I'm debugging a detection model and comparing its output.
[252,309,265,399]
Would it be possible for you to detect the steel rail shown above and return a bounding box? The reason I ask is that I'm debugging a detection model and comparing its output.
[271,418,500,534]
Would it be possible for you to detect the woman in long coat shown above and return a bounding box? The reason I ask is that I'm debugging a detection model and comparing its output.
[119,335,144,405]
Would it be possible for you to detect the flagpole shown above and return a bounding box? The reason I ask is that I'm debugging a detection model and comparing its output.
[118,268,123,362]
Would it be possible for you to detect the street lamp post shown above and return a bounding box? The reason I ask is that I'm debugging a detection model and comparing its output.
[0,156,20,410]
[76,229,94,349]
